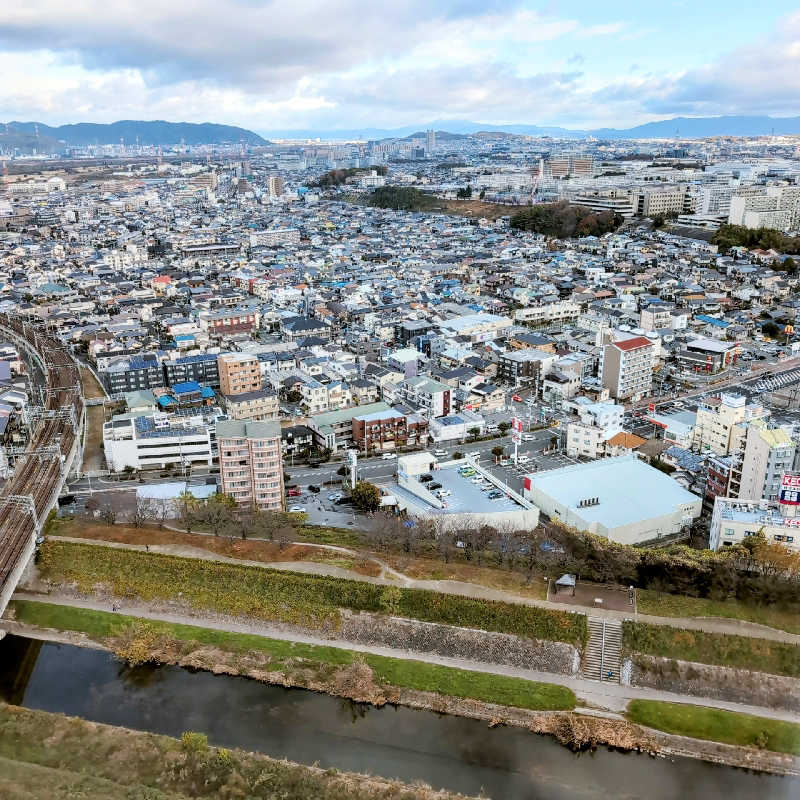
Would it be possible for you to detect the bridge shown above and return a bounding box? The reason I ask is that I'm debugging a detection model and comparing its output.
[0,315,84,618]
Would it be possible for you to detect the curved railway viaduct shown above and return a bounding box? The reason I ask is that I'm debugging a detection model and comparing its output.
[0,315,84,618]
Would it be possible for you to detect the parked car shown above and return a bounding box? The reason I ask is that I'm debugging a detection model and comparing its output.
[308,485,321,493]
[521,433,535,441]
[419,474,434,482]
[286,487,302,497]
[381,452,397,460]
[517,455,530,464]
[327,492,342,501]
[487,490,503,500]
[435,489,452,498]
[467,451,481,459]
[428,482,442,490]
[289,505,307,513]
[470,476,483,484]
[335,496,354,505]
[433,449,448,457]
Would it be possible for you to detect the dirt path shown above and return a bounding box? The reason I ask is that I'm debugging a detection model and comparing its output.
[9,590,800,725]
[50,535,800,645]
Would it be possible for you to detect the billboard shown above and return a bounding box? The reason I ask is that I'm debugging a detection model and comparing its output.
[779,473,800,506]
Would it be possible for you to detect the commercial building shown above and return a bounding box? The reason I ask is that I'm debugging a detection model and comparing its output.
[600,336,654,401]
[218,353,262,396]
[437,313,512,343]
[710,492,799,552]
[217,419,284,511]
[522,455,701,545]
[677,338,739,375]
[103,409,217,471]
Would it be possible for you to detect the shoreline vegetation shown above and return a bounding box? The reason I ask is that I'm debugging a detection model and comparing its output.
[0,704,478,800]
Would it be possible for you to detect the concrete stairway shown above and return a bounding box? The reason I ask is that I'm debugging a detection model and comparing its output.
[582,618,622,682]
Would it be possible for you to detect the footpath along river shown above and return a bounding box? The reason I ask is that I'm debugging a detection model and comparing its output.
[0,634,797,799]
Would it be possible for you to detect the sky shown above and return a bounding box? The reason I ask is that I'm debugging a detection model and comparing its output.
[0,1,799,134]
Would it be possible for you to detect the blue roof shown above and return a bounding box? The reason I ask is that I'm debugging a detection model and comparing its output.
[696,314,729,328]
[172,381,201,394]
[174,353,218,365]
[157,395,177,407]
[174,334,195,342]
[200,386,216,398]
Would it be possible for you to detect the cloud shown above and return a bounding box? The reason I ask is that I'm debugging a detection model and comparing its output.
[0,4,797,130]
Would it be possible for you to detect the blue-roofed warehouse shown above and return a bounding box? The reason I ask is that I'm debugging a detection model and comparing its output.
[522,454,702,545]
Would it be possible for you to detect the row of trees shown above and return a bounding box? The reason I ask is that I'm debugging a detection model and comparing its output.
[367,186,443,212]
[312,165,387,188]
[362,513,800,610]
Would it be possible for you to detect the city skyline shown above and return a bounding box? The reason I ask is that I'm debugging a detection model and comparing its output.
[1,2,799,133]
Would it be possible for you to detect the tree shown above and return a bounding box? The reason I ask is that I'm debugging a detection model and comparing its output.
[762,321,781,339]
[350,480,381,512]
[177,490,198,533]
[498,421,511,435]
[491,446,505,462]
[196,492,237,536]
[452,451,464,460]
[131,495,154,528]
[467,426,481,441]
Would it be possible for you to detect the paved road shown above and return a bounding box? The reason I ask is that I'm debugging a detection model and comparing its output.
[9,590,799,723]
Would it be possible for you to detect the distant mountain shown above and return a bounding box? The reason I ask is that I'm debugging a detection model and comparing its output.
[1,120,268,150]
[261,115,800,141]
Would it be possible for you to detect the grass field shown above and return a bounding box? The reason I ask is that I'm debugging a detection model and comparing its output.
[0,704,476,800]
[38,540,587,645]
[626,700,800,756]
[9,600,576,712]
[637,590,800,635]
[622,621,800,678]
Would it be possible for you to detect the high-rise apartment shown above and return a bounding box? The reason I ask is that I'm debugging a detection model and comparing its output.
[217,353,262,396]
[217,420,284,510]
[693,393,765,456]
[599,336,654,401]
[738,421,796,502]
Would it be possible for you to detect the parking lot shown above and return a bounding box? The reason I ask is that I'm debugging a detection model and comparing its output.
[484,450,581,494]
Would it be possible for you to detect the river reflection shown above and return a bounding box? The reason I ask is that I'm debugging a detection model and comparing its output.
[0,635,797,800]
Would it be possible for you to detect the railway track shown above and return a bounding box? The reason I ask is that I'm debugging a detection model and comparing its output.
[0,315,83,595]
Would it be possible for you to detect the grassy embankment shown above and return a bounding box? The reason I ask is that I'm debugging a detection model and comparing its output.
[627,700,800,756]
[9,599,576,712]
[623,621,800,678]
[38,540,587,646]
[0,704,477,800]
[637,590,800,635]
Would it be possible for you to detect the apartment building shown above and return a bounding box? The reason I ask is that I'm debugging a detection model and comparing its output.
[392,376,452,418]
[513,301,580,327]
[498,348,557,386]
[599,336,654,401]
[249,227,299,247]
[738,421,796,502]
[639,304,674,331]
[102,354,165,395]
[199,308,260,337]
[352,407,428,453]
[218,353,262,396]
[164,353,220,389]
[223,388,279,422]
[693,393,765,456]
[217,419,284,511]
[633,187,689,217]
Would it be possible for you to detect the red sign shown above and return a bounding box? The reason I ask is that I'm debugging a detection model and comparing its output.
[512,417,523,433]
[780,473,800,505]
[648,403,655,412]
[464,404,474,411]
[512,394,522,402]
[523,476,532,491]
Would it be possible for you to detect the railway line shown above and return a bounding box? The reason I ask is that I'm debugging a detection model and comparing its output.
[0,315,84,615]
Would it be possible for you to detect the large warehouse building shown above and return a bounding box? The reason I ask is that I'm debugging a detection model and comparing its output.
[522,455,701,545]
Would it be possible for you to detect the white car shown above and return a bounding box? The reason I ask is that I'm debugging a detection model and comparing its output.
[436,488,452,498]
[471,476,483,484]
[327,492,342,501]
[433,449,448,457]
[289,505,307,513]
[381,452,397,460]
[517,455,531,464]
[521,433,535,441]
[467,451,481,459]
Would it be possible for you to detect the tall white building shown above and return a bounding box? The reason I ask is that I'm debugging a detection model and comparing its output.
[738,421,796,502]
[599,336,654,401]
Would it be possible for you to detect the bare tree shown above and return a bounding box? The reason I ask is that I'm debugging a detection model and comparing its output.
[131,495,155,528]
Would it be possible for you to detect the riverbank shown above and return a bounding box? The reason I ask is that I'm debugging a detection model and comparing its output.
[5,606,799,777]
[0,703,477,800]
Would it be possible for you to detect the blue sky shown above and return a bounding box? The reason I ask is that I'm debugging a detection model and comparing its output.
[0,1,798,132]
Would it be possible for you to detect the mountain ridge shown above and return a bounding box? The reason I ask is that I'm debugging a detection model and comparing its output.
[260,115,800,141]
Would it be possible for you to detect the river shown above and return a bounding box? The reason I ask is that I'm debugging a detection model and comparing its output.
[0,635,796,799]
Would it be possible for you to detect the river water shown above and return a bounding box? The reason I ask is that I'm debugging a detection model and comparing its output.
[0,635,796,799]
